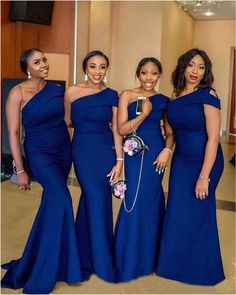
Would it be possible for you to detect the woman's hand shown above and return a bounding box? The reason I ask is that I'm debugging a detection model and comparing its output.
[141,98,152,117]
[17,171,31,191]
[107,162,123,185]
[195,177,209,200]
[153,148,171,174]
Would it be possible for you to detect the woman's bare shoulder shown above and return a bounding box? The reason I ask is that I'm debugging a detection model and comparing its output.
[120,88,138,98]
[8,84,23,100]
[65,82,86,101]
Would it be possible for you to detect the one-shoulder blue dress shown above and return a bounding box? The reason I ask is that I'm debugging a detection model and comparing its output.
[114,94,169,282]
[71,88,118,282]
[1,82,83,294]
[157,88,225,285]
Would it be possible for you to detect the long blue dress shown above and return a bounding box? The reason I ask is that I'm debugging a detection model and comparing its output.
[71,88,118,282]
[1,82,83,294]
[157,88,225,285]
[114,94,169,282]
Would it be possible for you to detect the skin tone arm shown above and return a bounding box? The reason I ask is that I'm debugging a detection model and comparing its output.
[118,90,152,135]
[64,86,73,127]
[107,107,124,184]
[195,104,221,200]
[154,113,174,173]
[6,86,31,191]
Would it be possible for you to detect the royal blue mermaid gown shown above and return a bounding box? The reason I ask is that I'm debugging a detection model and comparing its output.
[157,88,225,285]
[1,82,83,294]
[71,88,118,282]
[114,94,169,282]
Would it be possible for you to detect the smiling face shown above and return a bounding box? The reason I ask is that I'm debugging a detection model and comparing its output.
[27,50,49,79]
[138,61,160,91]
[86,55,108,85]
[184,54,206,87]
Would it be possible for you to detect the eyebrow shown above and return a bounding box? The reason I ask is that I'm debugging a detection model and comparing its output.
[32,57,46,62]
[189,61,205,66]
[89,62,106,66]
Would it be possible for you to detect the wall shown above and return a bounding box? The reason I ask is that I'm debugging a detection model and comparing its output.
[80,1,194,95]
[2,0,234,132]
[76,1,90,83]
[160,2,194,96]
[1,1,74,84]
[194,20,235,131]
[110,1,162,93]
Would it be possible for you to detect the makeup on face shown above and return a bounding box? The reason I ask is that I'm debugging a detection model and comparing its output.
[185,54,205,85]
[27,51,49,78]
[86,56,108,84]
[138,62,160,91]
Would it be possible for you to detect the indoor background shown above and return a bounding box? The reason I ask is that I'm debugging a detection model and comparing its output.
[1,1,235,294]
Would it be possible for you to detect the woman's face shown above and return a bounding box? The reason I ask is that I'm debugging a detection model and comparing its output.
[27,51,49,79]
[138,62,160,91]
[184,54,205,86]
[86,55,108,85]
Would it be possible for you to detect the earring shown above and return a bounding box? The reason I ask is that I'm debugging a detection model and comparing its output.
[27,72,32,79]
[84,74,88,81]
[103,76,107,83]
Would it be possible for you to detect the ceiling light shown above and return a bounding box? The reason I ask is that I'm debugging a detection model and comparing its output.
[196,1,202,7]
[204,9,214,16]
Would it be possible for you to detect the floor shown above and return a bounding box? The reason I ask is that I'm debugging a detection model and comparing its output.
[1,140,235,294]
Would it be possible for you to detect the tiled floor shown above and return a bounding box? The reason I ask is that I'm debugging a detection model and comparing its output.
[1,140,235,294]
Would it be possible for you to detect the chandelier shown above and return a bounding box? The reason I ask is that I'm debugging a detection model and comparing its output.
[177,1,221,16]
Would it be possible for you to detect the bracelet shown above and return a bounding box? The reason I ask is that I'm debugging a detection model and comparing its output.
[116,158,124,161]
[163,147,172,154]
[199,174,210,182]
[16,169,25,175]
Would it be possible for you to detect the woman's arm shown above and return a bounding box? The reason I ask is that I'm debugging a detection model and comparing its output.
[107,106,124,184]
[154,113,174,173]
[6,86,31,190]
[117,90,152,135]
[195,104,221,199]
[64,86,73,127]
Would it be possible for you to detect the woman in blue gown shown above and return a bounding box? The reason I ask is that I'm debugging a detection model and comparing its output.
[114,57,174,282]
[2,48,82,294]
[64,50,123,282]
[157,48,225,285]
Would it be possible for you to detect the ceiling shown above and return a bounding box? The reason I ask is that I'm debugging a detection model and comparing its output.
[176,1,235,20]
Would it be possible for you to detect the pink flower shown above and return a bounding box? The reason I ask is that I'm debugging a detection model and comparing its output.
[113,182,127,199]
[123,139,138,156]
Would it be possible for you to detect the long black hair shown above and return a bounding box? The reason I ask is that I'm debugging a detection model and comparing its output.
[172,48,214,97]
[20,48,43,75]
[82,50,109,73]
[136,57,162,78]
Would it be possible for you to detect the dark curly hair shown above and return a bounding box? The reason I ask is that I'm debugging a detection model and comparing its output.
[136,57,162,78]
[82,50,109,73]
[172,48,214,97]
[20,48,43,75]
